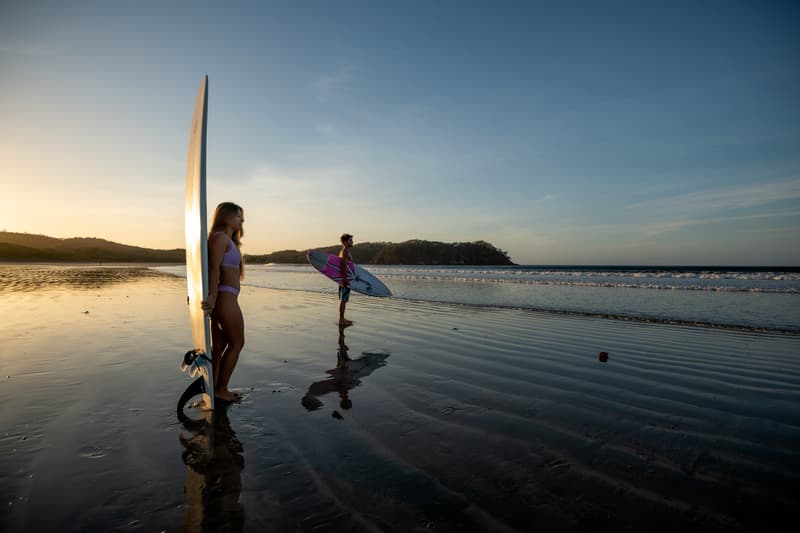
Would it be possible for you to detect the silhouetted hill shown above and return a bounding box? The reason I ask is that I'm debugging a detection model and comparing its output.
[1,232,514,265]
[0,231,184,262]
[249,239,515,265]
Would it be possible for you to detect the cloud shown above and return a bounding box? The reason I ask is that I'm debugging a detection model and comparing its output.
[245,163,359,202]
[312,62,358,103]
[0,44,59,57]
[625,179,800,214]
[314,122,338,137]
[539,206,800,249]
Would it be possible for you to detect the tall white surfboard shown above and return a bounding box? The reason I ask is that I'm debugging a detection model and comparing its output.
[182,75,215,411]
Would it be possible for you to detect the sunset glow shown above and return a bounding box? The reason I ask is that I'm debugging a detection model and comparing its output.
[2,1,798,264]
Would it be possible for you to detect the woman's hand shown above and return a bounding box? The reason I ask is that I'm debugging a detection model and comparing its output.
[201,293,217,315]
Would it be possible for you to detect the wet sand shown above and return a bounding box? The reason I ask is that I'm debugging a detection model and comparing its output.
[1,266,798,532]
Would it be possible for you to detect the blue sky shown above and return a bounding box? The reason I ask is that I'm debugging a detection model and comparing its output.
[1,0,798,264]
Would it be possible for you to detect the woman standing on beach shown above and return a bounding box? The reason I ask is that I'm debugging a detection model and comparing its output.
[202,202,245,403]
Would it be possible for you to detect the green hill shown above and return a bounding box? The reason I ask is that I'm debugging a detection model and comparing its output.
[1,231,514,265]
[0,231,184,262]
[248,239,515,265]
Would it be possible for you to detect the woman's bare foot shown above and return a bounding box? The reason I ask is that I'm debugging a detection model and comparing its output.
[215,389,240,403]
[338,319,353,326]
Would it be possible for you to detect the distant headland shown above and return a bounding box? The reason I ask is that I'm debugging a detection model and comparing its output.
[0,231,515,265]
[251,240,514,265]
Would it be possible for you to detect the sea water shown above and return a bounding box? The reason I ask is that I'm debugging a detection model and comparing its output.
[156,264,800,332]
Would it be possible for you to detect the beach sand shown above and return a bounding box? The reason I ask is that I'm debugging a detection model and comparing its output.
[1,266,798,532]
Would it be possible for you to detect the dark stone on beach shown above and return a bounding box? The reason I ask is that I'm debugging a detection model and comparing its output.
[332,410,344,420]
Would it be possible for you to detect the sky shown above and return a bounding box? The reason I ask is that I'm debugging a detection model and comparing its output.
[1,0,799,265]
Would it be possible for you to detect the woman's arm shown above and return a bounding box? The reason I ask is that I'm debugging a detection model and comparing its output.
[203,233,227,313]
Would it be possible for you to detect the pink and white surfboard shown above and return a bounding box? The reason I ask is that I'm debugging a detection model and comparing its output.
[306,250,391,297]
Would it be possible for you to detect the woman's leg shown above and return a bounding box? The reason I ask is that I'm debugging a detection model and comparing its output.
[210,318,229,390]
[212,292,245,401]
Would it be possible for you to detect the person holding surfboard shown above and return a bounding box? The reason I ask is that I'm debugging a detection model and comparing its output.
[338,233,354,326]
[202,202,246,403]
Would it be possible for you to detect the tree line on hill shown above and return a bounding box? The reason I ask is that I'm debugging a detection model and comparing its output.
[0,231,183,262]
[0,231,514,265]
[249,240,514,265]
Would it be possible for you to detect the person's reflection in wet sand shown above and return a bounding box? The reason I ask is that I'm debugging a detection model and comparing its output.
[301,325,390,418]
[179,407,244,533]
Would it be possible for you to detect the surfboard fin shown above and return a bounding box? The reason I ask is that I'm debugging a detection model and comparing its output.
[177,376,206,420]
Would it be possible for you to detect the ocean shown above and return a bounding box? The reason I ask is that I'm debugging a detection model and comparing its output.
[159,264,800,332]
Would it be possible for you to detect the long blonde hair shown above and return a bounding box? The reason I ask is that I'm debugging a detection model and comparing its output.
[209,202,244,279]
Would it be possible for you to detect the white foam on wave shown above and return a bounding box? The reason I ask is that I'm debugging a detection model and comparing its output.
[363,267,800,293]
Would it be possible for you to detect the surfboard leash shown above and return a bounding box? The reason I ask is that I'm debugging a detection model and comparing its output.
[183,349,213,366]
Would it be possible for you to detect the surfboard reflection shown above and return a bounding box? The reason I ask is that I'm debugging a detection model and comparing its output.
[301,325,390,416]
[179,407,244,533]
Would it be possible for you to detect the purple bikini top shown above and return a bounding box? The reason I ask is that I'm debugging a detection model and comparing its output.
[212,232,241,268]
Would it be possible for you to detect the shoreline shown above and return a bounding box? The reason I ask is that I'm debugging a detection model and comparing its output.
[4,262,795,334]
[1,259,798,270]
[244,283,800,336]
[2,263,797,334]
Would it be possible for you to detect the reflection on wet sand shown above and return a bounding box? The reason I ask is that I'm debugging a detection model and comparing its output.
[0,265,169,293]
[179,408,244,533]
[301,325,390,417]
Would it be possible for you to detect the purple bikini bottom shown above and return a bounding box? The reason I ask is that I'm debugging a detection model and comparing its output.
[218,285,239,296]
